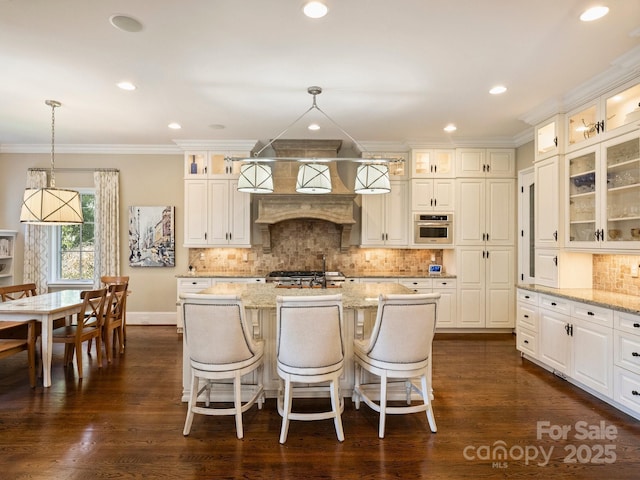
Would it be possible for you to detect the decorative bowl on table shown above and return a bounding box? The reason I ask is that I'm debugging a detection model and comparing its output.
[631,228,640,239]
[608,229,622,240]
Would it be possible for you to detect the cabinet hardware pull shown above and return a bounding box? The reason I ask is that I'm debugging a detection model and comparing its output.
[524,295,530,299]
[632,390,640,396]
[632,352,640,357]
[523,340,529,344]
[633,323,640,328]
[587,311,594,316]
[553,231,557,241]
[523,314,529,318]
[434,165,437,173]
[565,323,571,335]
[551,302,557,306]
[554,136,558,147]
[553,256,558,266]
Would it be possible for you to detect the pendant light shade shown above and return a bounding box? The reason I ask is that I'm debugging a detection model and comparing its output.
[20,100,84,225]
[20,187,83,225]
[296,163,332,194]
[237,162,274,193]
[354,164,391,194]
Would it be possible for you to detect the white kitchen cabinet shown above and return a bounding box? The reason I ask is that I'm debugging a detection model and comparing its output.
[361,181,409,247]
[566,130,640,251]
[534,156,562,248]
[455,148,515,178]
[410,149,455,178]
[399,278,457,329]
[456,178,515,246]
[0,230,17,287]
[516,289,539,358]
[613,311,640,417]
[566,78,640,153]
[535,114,564,162]
[361,151,408,179]
[538,294,613,397]
[456,246,514,329]
[534,249,593,289]
[184,150,249,178]
[176,277,212,333]
[410,178,455,212]
[184,178,251,247]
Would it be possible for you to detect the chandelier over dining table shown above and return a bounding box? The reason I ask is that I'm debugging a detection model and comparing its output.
[235,86,401,195]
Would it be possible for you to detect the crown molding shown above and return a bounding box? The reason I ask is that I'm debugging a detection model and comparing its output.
[0,144,183,154]
[172,139,259,152]
[513,127,534,148]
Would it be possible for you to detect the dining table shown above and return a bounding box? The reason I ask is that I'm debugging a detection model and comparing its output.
[0,290,84,387]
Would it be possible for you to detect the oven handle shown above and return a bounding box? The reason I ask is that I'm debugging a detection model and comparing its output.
[416,222,451,227]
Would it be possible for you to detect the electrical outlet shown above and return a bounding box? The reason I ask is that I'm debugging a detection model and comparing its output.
[199,252,205,260]
[365,251,370,262]
[632,264,639,278]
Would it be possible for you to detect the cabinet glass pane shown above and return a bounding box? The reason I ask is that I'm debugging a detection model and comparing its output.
[210,154,241,175]
[413,151,430,175]
[434,150,453,175]
[605,83,640,132]
[605,137,640,242]
[568,152,596,242]
[537,121,557,155]
[568,106,597,147]
[186,153,206,176]
[364,153,405,177]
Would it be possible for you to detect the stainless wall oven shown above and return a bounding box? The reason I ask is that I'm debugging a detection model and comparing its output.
[414,213,453,244]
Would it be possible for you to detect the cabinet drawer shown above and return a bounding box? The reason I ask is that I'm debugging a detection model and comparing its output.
[399,279,433,290]
[614,330,640,375]
[177,278,212,292]
[433,278,456,289]
[517,289,538,305]
[614,311,640,337]
[517,328,537,357]
[571,301,613,328]
[517,303,538,331]
[614,365,640,415]
[539,294,571,314]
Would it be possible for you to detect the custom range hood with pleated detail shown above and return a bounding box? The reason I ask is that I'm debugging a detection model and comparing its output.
[254,139,356,253]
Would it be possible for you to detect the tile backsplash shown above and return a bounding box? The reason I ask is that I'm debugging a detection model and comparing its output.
[188,219,443,277]
[593,254,640,296]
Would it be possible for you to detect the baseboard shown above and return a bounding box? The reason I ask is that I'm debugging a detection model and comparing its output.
[126,311,176,326]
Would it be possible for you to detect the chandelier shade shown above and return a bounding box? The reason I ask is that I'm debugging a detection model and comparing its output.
[296,163,332,194]
[354,164,391,194]
[20,99,84,225]
[237,162,274,193]
[20,187,83,225]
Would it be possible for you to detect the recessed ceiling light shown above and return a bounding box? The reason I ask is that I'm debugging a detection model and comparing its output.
[308,123,320,131]
[489,85,507,95]
[117,81,136,91]
[444,124,457,133]
[168,123,181,130]
[109,14,143,33]
[580,6,609,22]
[303,1,328,18]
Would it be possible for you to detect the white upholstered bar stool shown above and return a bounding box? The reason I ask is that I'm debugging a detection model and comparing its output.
[276,294,345,444]
[353,293,440,438]
[181,294,265,439]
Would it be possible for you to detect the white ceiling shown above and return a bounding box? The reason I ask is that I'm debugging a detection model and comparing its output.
[1,0,639,152]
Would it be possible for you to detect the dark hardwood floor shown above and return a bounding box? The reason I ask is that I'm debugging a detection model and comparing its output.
[1,327,639,479]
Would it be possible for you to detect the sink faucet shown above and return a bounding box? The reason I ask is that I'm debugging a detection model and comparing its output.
[322,254,327,289]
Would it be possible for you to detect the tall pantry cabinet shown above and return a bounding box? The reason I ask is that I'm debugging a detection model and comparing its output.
[455,148,516,328]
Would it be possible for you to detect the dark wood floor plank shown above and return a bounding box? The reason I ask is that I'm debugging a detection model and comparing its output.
[0,327,639,479]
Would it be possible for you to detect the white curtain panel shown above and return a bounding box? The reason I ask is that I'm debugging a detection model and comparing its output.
[94,170,120,285]
[23,170,49,294]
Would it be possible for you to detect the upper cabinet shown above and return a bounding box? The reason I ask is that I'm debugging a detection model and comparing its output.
[455,148,515,178]
[566,78,640,153]
[535,114,564,162]
[565,130,640,251]
[361,181,409,247]
[361,151,408,179]
[184,151,247,178]
[410,149,455,178]
[0,230,17,287]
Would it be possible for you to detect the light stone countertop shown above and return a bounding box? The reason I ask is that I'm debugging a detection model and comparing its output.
[188,282,416,310]
[176,273,456,279]
[518,284,640,315]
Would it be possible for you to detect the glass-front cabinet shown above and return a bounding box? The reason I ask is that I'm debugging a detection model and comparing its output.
[566,130,640,250]
[535,115,564,161]
[410,149,455,178]
[362,151,408,179]
[566,79,640,152]
[184,151,246,178]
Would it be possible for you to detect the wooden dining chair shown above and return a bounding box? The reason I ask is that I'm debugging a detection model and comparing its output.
[103,283,127,363]
[52,288,108,378]
[0,320,37,387]
[101,276,129,344]
[0,283,37,302]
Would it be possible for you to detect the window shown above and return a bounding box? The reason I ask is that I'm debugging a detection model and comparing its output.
[51,190,95,283]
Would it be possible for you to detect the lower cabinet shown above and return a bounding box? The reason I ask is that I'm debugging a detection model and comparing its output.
[399,278,457,329]
[176,278,212,333]
[517,288,637,419]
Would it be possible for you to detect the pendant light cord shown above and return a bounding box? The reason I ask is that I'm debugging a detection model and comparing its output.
[46,100,61,188]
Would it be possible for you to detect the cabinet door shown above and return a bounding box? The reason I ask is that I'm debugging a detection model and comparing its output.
[535,156,560,247]
[456,248,485,328]
[571,318,613,397]
[433,179,455,211]
[228,180,251,246]
[486,149,515,177]
[384,181,408,245]
[486,179,515,244]
[539,309,571,374]
[485,247,514,328]
[411,179,435,210]
[566,146,599,247]
[456,178,485,244]
[567,101,599,152]
[534,248,559,288]
[361,193,386,246]
[184,180,209,246]
[207,180,230,244]
[535,116,563,161]
[456,149,485,177]
[435,288,456,328]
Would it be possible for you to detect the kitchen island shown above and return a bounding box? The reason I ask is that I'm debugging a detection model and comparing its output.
[179,282,415,401]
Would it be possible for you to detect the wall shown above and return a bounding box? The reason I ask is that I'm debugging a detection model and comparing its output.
[0,152,184,315]
[516,140,534,172]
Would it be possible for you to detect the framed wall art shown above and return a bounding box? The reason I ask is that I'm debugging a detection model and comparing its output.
[128,206,175,267]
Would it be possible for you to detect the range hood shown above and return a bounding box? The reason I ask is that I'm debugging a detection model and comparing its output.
[254,139,356,253]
